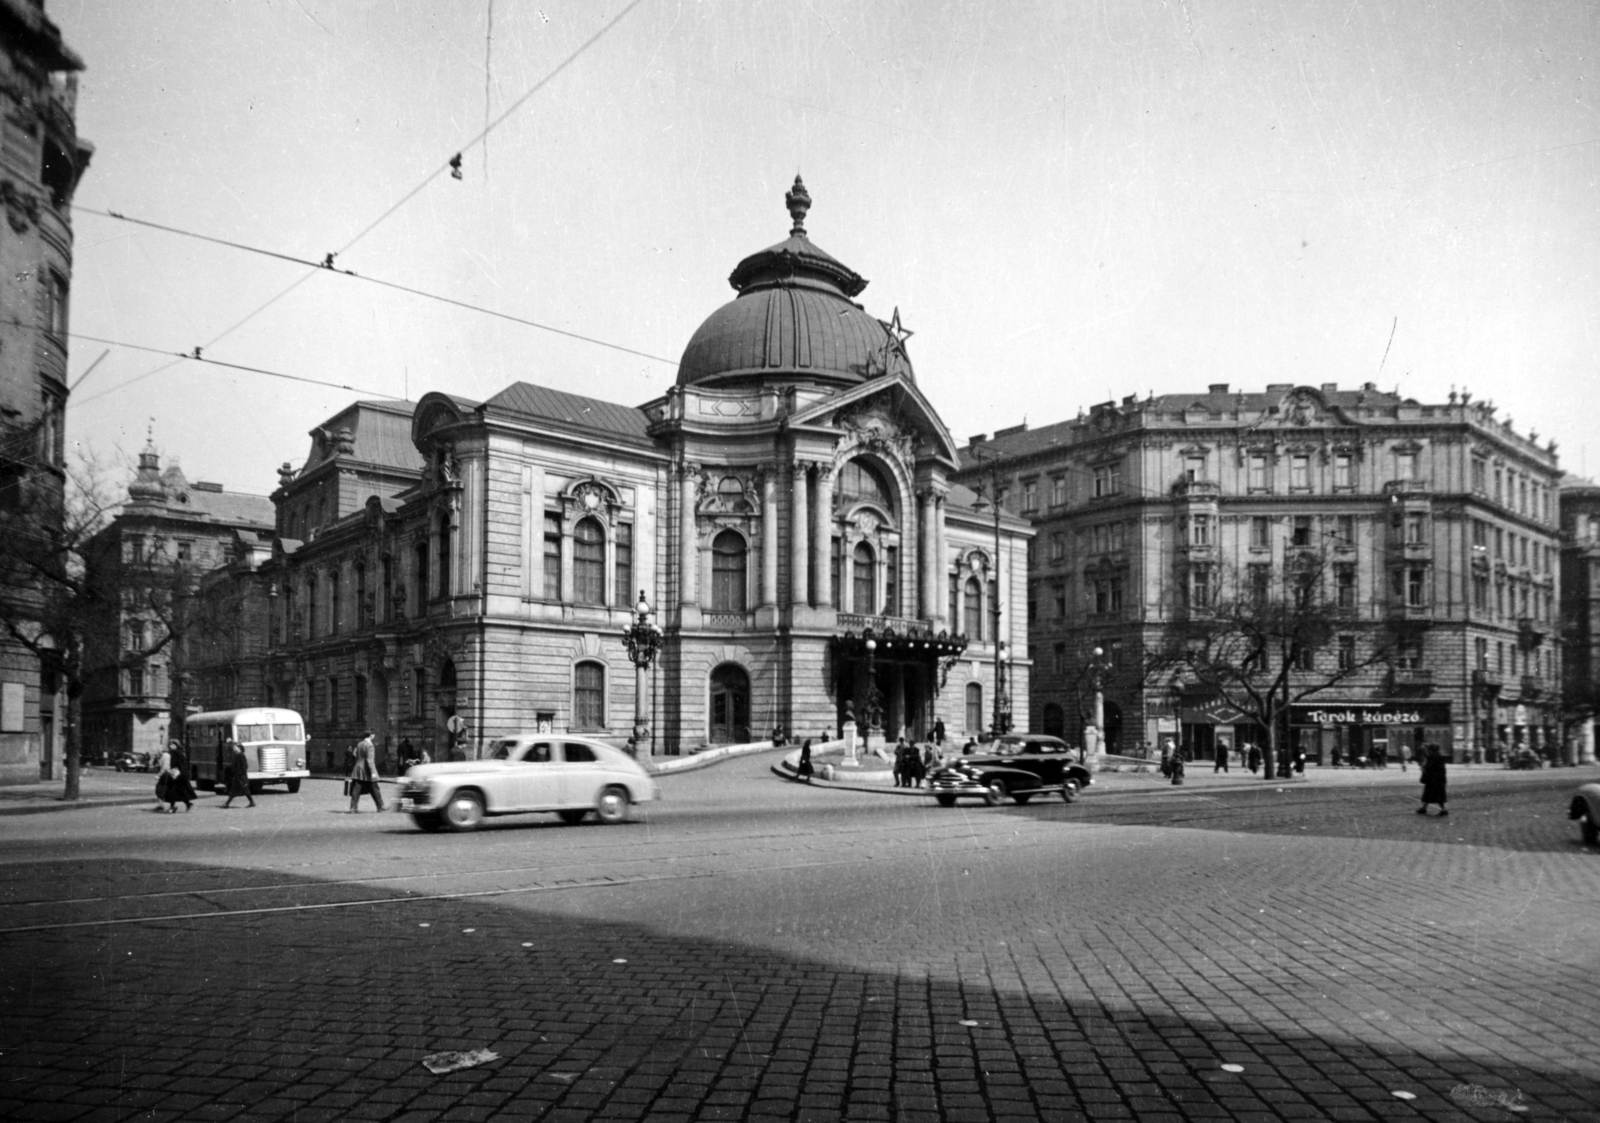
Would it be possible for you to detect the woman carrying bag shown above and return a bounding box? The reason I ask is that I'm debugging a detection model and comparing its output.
[159,739,198,813]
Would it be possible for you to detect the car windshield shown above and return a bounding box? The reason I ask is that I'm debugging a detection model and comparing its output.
[489,740,518,760]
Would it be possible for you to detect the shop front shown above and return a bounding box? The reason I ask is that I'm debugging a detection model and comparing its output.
[1290,701,1452,767]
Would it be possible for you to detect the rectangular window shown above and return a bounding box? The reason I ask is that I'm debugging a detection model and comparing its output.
[126,665,144,697]
[1110,577,1123,613]
[949,574,959,626]
[1248,454,1269,492]
[1188,515,1212,547]
[1472,573,1489,611]
[354,675,366,727]
[1494,527,1504,559]
[1338,635,1355,671]
[1406,567,1427,608]
[1336,515,1355,547]
[1052,582,1066,618]
[1052,643,1065,675]
[1291,516,1312,547]
[1494,468,1503,503]
[614,523,633,607]
[1184,455,1205,482]
[1333,453,1353,489]
[1405,514,1427,545]
[1471,521,1487,552]
[573,663,605,730]
[543,514,562,600]
[412,667,426,718]
[1296,645,1315,671]
[1250,516,1270,550]
[1290,454,1310,491]
[1022,481,1038,511]
[1335,564,1356,609]
[1050,532,1065,561]
[1395,450,1417,480]
[176,540,192,563]
[1248,563,1272,605]
[1475,638,1489,669]
[326,676,339,722]
[1188,566,1212,609]
[1396,640,1422,670]
[1471,458,1487,494]
[1051,475,1067,507]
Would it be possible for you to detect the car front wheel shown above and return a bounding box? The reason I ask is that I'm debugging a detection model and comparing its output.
[412,811,443,832]
[441,790,485,831]
[1061,780,1079,804]
[595,786,630,825]
[982,779,1007,806]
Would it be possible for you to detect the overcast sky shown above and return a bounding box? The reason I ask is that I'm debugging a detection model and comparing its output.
[52,0,1598,497]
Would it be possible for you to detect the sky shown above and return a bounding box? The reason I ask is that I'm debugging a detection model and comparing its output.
[50,0,1600,498]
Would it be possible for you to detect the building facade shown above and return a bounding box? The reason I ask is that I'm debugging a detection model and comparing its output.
[957,383,1562,765]
[1559,473,1600,762]
[79,444,275,761]
[238,181,1029,770]
[0,0,90,780]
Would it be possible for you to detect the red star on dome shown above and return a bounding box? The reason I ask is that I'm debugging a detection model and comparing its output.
[872,306,914,375]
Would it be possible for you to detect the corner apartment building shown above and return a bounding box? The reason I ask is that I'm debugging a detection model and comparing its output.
[954,382,1562,765]
[0,0,90,780]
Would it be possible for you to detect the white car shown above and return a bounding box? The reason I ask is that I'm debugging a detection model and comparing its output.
[397,734,660,832]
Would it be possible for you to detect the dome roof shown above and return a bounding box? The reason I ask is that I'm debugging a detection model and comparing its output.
[677,177,914,389]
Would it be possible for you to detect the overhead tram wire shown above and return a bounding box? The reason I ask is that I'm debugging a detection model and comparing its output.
[70,0,654,405]
[73,207,680,374]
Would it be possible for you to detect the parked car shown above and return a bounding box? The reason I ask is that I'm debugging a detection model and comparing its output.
[928,734,1093,807]
[1507,747,1545,770]
[397,734,660,832]
[1569,783,1600,846]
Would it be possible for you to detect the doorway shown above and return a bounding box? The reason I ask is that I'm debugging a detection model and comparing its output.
[709,663,750,745]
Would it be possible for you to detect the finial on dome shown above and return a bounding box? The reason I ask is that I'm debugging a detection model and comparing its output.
[785,175,811,236]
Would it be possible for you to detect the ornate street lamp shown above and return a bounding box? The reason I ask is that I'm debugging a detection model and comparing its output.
[862,632,884,752]
[620,590,664,758]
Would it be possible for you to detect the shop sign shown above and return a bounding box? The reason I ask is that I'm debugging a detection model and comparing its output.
[1292,701,1451,726]
[1181,697,1249,724]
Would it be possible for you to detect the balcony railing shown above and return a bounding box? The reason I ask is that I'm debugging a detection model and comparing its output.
[1388,667,1434,694]
[702,610,752,630]
[836,613,924,635]
[1472,669,1503,692]
[1521,674,1544,699]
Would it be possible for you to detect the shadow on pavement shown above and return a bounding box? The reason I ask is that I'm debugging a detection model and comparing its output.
[1,857,1595,1122]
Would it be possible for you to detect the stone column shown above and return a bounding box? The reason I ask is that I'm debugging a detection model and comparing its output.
[790,461,809,607]
[934,494,948,628]
[760,467,778,607]
[813,462,835,609]
[680,464,698,609]
[918,490,935,619]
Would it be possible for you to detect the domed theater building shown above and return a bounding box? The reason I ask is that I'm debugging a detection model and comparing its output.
[252,181,1030,763]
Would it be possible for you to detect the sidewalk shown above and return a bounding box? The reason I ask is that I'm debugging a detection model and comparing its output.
[0,769,396,816]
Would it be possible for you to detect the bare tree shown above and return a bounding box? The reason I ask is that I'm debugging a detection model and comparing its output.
[1152,551,1397,778]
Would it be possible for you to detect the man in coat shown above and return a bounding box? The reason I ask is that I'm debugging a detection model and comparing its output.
[1418,743,1448,816]
[221,739,255,808]
[348,730,385,813]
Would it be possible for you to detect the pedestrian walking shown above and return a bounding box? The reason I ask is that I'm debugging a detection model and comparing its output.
[795,739,814,783]
[1247,743,1261,774]
[347,729,386,813]
[892,737,911,787]
[1169,750,1186,786]
[1418,743,1448,816]
[159,739,197,813]
[921,741,940,779]
[909,740,928,787]
[220,739,255,808]
[1213,740,1230,774]
[933,718,946,746]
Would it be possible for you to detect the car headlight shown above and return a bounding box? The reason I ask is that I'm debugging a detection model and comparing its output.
[295,758,305,768]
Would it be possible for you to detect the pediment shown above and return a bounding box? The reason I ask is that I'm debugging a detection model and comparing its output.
[788,374,960,468]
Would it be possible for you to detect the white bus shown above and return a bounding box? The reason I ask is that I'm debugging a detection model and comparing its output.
[184,708,311,794]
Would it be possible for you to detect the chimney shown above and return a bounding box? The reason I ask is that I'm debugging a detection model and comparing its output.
[969,433,987,447]
[1207,383,1229,394]
[1321,383,1337,393]
[192,481,224,493]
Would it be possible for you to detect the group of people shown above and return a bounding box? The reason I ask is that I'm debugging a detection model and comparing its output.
[891,738,941,788]
[151,737,255,813]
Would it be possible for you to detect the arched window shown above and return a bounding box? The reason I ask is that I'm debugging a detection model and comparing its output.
[836,458,895,514]
[573,661,605,730]
[853,542,876,615]
[964,576,983,640]
[711,530,747,611]
[965,682,983,733]
[573,517,605,605]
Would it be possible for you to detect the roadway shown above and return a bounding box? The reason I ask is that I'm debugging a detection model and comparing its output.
[1,757,1596,1121]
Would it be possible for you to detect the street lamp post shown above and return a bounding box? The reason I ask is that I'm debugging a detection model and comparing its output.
[862,632,883,753]
[620,590,664,758]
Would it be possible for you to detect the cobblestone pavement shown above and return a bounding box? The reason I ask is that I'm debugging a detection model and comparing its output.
[0,759,1596,1122]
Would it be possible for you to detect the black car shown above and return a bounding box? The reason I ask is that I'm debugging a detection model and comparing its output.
[928,734,1093,807]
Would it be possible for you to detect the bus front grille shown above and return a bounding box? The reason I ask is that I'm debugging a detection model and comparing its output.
[259,746,287,773]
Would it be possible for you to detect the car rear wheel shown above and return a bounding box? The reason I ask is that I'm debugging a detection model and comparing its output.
[595,786,630,825]
[935,794,957,808]
[1012,792,1032,805]
[412,811,443,832]
[1061,780,1079,804]
[559,809,588,825]
[982,779,1007,806]
[441,790,485,831]
[1582,816,1599,846]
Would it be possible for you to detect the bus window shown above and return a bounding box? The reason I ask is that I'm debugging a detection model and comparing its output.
[272,722,303,742]
[237,723,272,743]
